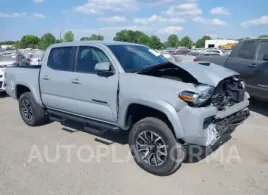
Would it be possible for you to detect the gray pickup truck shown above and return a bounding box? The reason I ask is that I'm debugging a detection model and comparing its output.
[5,41,250,176]
[197,39,268,101]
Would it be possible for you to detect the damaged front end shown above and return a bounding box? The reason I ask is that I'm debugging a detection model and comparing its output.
[178,76,250,146]
[207,76,250,145]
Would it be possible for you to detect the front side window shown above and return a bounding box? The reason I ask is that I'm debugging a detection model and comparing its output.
[47,47,74,71]
[256,41,268,60]
[76,46,110,73]
[108,45,167,73]
[237,41,257,60]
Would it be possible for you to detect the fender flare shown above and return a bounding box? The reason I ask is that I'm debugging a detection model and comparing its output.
[118,96,185,139]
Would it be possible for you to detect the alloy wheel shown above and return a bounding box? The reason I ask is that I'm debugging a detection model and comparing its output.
[21,99,33,121]
[136,131,167,166]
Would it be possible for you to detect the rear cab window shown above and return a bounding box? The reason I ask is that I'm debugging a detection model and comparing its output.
[47,47,75,71]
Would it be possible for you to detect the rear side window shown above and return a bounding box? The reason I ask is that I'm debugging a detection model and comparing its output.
[257,41,268,60]
[237,41,257,59]
[75,46,110,74]
[48,47,75,71]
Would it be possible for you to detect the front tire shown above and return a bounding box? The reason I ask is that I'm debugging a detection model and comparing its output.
[19,92,47,126]
[129,117,185,176]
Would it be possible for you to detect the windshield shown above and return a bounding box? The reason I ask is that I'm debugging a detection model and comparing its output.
[108,45,168,73]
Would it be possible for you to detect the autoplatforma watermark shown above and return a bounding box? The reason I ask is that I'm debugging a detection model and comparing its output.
[28,144,241,164]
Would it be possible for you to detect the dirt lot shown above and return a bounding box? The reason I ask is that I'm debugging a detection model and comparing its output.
[0,95,267,195]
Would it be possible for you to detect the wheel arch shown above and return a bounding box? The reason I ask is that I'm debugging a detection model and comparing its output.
[15,83,43,106]
[118,98,185,139]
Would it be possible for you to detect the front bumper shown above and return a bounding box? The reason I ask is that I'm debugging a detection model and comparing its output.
[177,93,250,146]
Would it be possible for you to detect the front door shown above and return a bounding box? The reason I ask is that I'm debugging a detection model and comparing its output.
[65,45,119,123]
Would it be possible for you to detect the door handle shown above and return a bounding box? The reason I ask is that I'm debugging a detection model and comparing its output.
[71,79,81,84]
[43,75,50,80]
[248,63,257,68]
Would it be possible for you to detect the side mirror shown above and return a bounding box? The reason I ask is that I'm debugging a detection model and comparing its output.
[263,53,268,61]
[95,62,114,76]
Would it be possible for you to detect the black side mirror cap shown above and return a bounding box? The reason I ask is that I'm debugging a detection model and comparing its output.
[96,70,115,77]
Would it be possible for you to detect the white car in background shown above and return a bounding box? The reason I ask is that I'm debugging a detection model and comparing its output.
[0,67,5,93]
[27,52,44,65]
[204,49,224,55]
[0,54,23,93]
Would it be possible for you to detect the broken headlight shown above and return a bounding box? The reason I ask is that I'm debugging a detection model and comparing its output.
[179,85,215,107]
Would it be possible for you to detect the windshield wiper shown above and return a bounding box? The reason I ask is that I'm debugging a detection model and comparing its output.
[133,62,170,73]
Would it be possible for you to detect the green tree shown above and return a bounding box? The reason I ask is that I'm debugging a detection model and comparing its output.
[55,39,63,43]
[80,34,104,41]
[195,35,212,48]
[64,31,74,42]
[38,33,56,50]
[150,35,162,50]
[113,29,129,42]
[14,41,23,49]
[113,30,145,43]
[167,34,179,48]
[258,34,268,38]
[20,35,39,48]
[180,36,193,49]
[137,33,151,46]
[0,41,16,45]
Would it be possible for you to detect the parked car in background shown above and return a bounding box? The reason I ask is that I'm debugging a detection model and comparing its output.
[0,53,29,67]
[204,49,224,55]
[172,49,192,62]
[174,51,199,62]
[5,41,250,176]
[0,67,5,93]
[27,52,44,65]
[172,49,191,55]
[0,53,30,93]
[197,39,268,101]
[158,51,176,63]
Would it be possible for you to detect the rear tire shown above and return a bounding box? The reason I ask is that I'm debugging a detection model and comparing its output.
[19,92,48,126]
[129,117,185,176]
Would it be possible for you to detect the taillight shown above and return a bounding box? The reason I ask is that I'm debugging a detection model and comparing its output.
[193,58,198,62]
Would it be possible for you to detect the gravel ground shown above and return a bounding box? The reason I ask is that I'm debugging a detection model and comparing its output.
[0,95,267,195]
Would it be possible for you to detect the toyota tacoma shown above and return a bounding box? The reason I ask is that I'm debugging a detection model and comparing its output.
[5,41,250,176]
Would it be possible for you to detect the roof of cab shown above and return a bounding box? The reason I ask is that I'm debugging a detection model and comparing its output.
[49,41,143,48]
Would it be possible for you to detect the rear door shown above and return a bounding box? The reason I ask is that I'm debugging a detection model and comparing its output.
[224,40,258,91]
[249,40,268,99]
[40,46,77,112]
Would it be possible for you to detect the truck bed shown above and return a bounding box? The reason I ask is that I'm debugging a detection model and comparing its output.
[5,67,41,101]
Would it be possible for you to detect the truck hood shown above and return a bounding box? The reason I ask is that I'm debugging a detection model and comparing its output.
[174,62,239,87]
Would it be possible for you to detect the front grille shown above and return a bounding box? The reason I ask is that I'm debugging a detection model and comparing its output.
[0,81,3,88]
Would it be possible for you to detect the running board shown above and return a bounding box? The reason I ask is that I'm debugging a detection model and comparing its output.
[47,109,120,136]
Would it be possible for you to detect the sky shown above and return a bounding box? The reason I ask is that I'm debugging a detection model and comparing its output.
[0,0,268,42]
